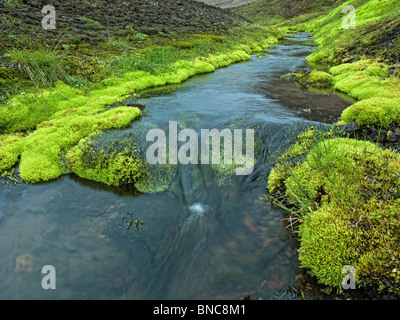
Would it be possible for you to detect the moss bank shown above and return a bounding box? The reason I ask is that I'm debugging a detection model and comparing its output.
[328,59,400,128]
[268,129,400,294]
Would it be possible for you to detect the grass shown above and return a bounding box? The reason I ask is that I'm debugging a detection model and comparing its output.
[18,106,142,182]
[80,16,101,27]
[3,48,70,90]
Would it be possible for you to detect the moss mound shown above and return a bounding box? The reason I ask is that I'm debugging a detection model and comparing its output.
[65,132,149,187]
[328,59,400,128]
[294,69,334,88]
[268,132,400,294]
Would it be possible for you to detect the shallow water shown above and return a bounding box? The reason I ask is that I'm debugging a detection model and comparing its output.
[0,33,352,300]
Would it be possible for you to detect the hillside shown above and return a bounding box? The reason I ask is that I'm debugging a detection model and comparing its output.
[196,0,258,9]
[0,0,242,48]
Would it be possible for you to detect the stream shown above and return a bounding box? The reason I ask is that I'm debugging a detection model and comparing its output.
[0,33,354,300]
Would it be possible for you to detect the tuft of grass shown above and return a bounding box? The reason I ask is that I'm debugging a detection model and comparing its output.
[5,48,69,89]
[18,106,142,182]
[300,0,400,64]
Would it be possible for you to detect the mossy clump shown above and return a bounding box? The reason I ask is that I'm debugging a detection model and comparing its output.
[0,133,25,172]
[298,205,357,289]
[18,106,142,182]
[329,59,400,128]
[341,97,400,128]
[267,126,322,194]
[268,132,400,294]
[330,60,393,101]
[65,132,149,187]
[294,69,334,88]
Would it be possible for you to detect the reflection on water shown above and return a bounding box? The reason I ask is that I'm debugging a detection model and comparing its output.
[0,33,351,300]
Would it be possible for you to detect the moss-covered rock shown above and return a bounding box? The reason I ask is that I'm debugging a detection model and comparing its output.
[65,132,149,187]
[294,69,333,88]
[341,97,400,128]
[298,205,358,289]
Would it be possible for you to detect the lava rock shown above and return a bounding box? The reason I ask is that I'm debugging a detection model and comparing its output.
[339,121,360,133]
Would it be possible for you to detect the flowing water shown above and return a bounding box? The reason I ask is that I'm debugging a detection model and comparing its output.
[0,33,353,299]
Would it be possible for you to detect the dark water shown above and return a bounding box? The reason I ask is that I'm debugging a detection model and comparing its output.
[0,33,352,300]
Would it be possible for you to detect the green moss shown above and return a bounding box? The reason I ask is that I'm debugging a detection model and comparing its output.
[298,205,357,289]
[302,0,400,63]
[65,132,148,186]
[250,43,263,52]
[284,138,381,207]
[295,69,334,88]
[0,133,25,171]
[331,60,394,100]
[268,133,400,293]
[267,164,285,194]
[329,59,400,127]
[19,106,142,182]
[341,97,400,127]
[80,16,101,27]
